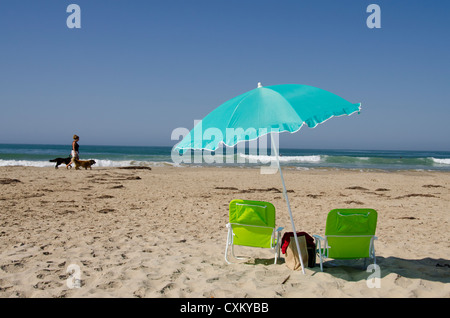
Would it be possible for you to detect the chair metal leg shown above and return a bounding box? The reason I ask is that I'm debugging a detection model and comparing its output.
[226,224,286,265]
[225,248,231,264]
[225,227,232,264]
[313,235,325,271]
[231,245,246,260]
[274,231,282,264]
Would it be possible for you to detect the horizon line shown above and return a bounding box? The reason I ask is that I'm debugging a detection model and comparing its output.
[0,142,448,153]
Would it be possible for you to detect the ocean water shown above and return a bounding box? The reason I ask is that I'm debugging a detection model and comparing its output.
[0,144,449,171]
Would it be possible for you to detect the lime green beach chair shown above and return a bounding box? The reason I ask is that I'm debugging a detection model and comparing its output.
[225,200,284,264]
[313,209,378,271]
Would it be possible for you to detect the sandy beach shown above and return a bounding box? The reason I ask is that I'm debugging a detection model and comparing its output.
[0,165,449,298]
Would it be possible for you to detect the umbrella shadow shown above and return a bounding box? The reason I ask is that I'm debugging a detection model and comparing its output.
[305,256,450,283]
[247,256,450,284]
[244,257,286,266]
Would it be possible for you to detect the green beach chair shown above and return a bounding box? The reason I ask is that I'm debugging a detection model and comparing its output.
[313,208,378,271]
[225,199,284,264]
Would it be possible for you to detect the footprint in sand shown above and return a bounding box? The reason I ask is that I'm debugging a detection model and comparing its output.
[98,208,115,214]
[159,282,175,294]
[394,194,438,199]
[109,185,124,189]
[0,261,25,273]
[344,200,365,205]
[97,281,121,290]
[0,178,21,184]
[97,195,114,199]
[346,186,369,191]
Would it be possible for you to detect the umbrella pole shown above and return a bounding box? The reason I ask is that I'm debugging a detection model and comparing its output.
[271,134,306,274]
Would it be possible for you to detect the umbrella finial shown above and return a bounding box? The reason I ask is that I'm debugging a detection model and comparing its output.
[257,82,263,88]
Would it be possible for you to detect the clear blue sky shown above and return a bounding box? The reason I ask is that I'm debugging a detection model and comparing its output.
[0,0,449,150]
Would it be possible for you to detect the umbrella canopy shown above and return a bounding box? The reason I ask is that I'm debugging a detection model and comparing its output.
[175,83,360,153]
[173,83,361,274]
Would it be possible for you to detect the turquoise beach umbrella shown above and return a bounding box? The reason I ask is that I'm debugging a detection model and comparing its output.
[175,83,360,152]
[174,83,361,273]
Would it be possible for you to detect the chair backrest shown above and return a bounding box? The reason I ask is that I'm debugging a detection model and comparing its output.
[325,208,378,259]
[229,199,276,248]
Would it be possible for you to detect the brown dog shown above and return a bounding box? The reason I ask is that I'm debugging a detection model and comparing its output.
[73,159,96,170]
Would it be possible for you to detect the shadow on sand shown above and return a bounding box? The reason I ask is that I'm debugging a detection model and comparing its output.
[247,256,450,284]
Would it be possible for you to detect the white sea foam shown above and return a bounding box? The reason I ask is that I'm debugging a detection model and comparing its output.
[0,159,176,168]
[432,157,450,165]
[89,159,179,168]
[2,156,449,170]
[0,159,55,167]
[239,154,321,163]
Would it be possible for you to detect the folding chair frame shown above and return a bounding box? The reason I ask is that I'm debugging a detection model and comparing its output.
[313,234,378,271]
[225,223,284,264]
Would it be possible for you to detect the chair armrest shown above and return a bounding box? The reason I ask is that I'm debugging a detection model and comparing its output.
[275,227,284,232]
[312,234,324,241]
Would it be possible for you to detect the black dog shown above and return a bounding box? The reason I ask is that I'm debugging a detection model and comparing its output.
[49,157,72,169]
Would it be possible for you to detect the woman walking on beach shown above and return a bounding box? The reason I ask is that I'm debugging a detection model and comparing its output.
[67,134,80,168]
